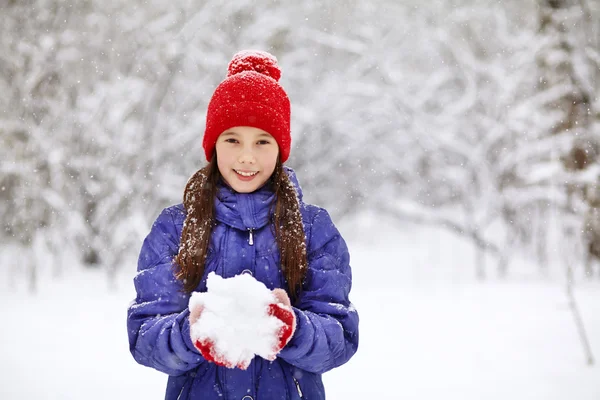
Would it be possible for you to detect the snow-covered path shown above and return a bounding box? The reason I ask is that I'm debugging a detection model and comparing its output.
[1,232,599,399]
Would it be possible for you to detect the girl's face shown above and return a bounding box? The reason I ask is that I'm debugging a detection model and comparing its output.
[215,126,279,193]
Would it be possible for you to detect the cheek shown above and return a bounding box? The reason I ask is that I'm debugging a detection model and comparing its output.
[263,151,278,173]
[216,150,234,175]
[216,159,226,175]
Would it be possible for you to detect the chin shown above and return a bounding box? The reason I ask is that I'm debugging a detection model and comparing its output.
[232,185,255,193]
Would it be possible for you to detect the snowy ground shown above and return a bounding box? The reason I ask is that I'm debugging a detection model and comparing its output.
[1,218,599,399]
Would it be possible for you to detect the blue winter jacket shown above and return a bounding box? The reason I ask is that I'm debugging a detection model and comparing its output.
[127,167,359,400]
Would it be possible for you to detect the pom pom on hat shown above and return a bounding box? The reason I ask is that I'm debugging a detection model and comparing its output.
[203,50,291,163]
[227,50,281,81]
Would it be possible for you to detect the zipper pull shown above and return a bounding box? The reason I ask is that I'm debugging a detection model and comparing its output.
[248,228,254,246]
[293,376,303,398]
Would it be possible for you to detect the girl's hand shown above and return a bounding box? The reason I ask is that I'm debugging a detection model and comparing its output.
[189,304,204,326]
[272,288,291,307]
[266,288,296,358]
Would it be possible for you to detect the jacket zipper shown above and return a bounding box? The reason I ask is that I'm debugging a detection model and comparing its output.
[292,376,304,399]
[218,367,227,400]
[177,374,192,400]
[248,228,254,245]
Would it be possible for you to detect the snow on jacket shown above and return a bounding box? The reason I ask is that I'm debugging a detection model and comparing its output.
[127,167,359,400]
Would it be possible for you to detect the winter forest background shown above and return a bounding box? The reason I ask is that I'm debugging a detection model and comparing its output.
[2,0,600,287]
[1,0,600,398]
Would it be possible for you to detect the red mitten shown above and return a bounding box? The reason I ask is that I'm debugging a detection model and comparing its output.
[188,274,297,368]
[267,302,296,355]
[189,304,225,366]
[190,303,249,369]
[195,338,221,365]
[194,338,250,369]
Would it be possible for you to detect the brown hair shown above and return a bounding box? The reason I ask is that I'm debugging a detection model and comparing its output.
[174,157,307,302]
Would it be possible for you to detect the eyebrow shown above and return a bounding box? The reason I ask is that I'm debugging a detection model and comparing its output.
[222,131,272,138]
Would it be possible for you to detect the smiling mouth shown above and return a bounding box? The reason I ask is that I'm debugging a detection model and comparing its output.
[234,169,259,177]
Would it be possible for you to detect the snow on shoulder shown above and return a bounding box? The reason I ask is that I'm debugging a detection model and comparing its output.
[189,272,286,369]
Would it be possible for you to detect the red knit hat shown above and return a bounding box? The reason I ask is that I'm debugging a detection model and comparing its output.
[203,50,291,163]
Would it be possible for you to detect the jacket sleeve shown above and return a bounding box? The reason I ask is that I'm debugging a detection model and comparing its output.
[127,207,205,376]
[277,208,359,374]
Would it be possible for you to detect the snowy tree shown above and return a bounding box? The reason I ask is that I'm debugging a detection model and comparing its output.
[533,0,600,278]
[0,0,93,290]
[2,0,599,287]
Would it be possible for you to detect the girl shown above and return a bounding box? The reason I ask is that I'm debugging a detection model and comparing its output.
[127,50,359,400]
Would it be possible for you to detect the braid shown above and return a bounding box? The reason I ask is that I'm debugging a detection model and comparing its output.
[174,159,218,292]
[271,162,308,302]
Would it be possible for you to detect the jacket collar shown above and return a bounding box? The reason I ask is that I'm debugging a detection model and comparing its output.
[214,166,302,230]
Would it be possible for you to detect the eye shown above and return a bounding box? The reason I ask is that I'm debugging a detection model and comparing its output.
[257,140,271,145]
[224,138,239,144]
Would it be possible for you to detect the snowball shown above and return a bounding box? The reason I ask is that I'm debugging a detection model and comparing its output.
[189,272,284,368]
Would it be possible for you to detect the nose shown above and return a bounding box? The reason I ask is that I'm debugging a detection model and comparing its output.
[238,147,256,164]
